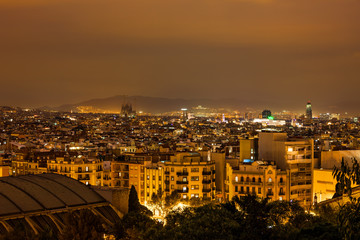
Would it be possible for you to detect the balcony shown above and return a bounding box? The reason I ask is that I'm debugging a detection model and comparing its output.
[165,171,170,175]
[202,171,211,175]
[279,182,286,186]
[176,171,189,176]
[202,180,211,184]
[267,192,274,196]
[279,192,285,196]
[202,188,211,193]
[177,189,189,193]
[176,181,189,184]
[165,180,170,184]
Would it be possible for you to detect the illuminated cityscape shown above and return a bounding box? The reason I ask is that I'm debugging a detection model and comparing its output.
[1,0,360,239]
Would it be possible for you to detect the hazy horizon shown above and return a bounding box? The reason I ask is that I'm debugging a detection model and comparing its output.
[1,0,359,112]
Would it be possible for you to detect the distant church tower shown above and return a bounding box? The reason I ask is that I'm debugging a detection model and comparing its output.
[306,101,312,120]
[121,103,136,118]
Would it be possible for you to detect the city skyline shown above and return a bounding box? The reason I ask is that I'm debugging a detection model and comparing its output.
[1,0,360,110]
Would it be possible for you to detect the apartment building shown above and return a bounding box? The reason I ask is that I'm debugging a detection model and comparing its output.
[144,163,165,204]
[225,161,288,201]
[164,152,216,201]
[259,132,314,207]
[111,155,151,204]
[47,157,103,186]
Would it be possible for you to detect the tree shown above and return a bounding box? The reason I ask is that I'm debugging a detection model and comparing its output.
[128,185,141,213]
[151,188,163,206]
[162,203,243,240]
[59,209,105,240]
[164,190,180,209]
[333,157,360,239]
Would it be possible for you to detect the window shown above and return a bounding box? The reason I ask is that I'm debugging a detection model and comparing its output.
[183,177,187,182]
[171,176,174,181]
[252,177,255,182]
[235,176,238,182]
[191,185,199,190]
[258,178,262,183]
[147,175,150,180]
[235,186,238,192]
[159,176,161,181]
[152,176,155,181]
[268,177,272,182]
[252,187,255,193]
[183,195,187,199]
[246,177,250,182]
[246,187,249,193]
[280,177,283,183]
[171,168,174,172]
[171,185,174,189]
[258,188,261,194]
[241,176,244,182]
[191,176,199,181]
[241,186,244,193]
[191,168,199,172]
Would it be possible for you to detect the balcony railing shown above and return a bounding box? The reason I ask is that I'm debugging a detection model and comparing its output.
[177,189,189,193]
[202,180,211,184]
[202,188,211,193]
[202,171,211,175]
[176,181,189,184]
[176,171,189,176]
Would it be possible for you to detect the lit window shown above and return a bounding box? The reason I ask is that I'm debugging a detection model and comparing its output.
[235,176,238,182]
[268,177,272,182]
[288,147,293,152]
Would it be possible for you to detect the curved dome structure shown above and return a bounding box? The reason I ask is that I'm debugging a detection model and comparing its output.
[0,174,122,235]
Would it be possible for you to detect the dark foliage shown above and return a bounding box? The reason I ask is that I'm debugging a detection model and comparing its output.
[59,209,105,240]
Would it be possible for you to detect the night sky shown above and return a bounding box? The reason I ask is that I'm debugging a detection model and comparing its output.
[1,0,359,112]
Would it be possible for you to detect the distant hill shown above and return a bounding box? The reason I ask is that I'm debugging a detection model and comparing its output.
[39,95,360,115]
[51,95,250,114]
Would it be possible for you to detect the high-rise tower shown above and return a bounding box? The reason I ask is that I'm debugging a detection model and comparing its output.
[306,101,312,120]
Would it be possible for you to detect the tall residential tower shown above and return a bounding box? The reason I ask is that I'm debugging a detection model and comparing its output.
[306,101,312,120]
